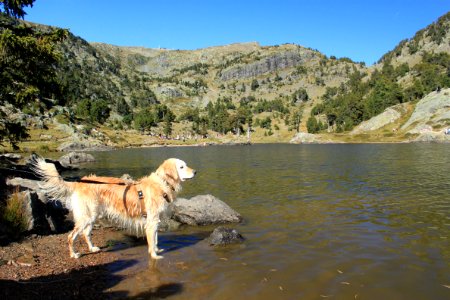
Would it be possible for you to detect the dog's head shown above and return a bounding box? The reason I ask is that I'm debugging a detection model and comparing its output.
[155,158,196,190]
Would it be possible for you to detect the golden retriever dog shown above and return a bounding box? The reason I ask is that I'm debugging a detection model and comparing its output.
[32,157,196,259]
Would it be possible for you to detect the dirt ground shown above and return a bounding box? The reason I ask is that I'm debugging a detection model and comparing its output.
[0,228,135,299]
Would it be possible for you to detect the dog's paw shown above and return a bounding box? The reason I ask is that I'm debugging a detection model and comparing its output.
[156,248,164,253]
[70,252,81,259]
[151,254,164,260]
[90,246,101,253]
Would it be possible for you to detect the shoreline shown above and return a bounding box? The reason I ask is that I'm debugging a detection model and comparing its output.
[3,137,450,155]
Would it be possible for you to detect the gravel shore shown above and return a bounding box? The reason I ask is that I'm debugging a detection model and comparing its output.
[0,228,130,299]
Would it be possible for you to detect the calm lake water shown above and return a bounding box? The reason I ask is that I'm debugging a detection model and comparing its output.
[75,144,449,299]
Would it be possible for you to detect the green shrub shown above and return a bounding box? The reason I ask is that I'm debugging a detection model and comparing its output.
[39,144,51,152]
[307,116,320,133]
[55,114,70,125]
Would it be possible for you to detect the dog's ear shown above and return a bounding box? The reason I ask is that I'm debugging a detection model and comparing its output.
[157,159,179,183]
[165,159,180,182]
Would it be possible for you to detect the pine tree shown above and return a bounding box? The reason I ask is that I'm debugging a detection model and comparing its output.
[0,8,67,148]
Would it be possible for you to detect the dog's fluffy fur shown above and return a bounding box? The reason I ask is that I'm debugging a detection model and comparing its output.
[32,157,196,259]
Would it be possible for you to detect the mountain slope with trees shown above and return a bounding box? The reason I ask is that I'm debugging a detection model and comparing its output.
[1,3,449,150]
[307,12,450,134]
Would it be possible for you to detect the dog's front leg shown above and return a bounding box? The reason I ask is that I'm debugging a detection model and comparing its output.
[146,218,163,259]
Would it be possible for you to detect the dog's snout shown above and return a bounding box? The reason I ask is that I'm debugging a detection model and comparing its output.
[193,169,197,176]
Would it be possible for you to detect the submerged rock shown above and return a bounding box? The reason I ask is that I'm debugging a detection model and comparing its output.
[207,226,245,246]
[171,194,242,226]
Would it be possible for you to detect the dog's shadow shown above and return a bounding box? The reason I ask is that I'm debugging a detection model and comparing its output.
[157,231,210,254]
[106,231,210,254]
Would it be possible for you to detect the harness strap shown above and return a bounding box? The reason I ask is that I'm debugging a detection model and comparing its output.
[78,179,137,186]
[136,187,146,218]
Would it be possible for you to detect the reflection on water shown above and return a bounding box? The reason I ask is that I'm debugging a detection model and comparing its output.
[74,144,450,299]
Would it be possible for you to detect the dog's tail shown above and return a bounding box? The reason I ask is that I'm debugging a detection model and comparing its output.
[30,154,73,204]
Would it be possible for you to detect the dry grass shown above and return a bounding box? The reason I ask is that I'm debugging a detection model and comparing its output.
[1,191,29,236]
[1,123,72,153]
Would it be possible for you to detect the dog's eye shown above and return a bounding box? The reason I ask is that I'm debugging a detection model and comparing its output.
[180,166,184,169]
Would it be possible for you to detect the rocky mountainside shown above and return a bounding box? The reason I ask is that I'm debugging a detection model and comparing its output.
[49,11,450,129]
[87,41,362,112]
[305,12,450,136]
[1,12,449,150]
[378,12,450,67]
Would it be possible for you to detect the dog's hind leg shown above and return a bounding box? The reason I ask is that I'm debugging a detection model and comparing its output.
[83,222,101,253]
[68,225,83,258]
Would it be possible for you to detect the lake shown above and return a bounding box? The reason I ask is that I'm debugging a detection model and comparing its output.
[74,144,450,299]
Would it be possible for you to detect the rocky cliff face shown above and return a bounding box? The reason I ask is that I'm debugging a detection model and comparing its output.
[88,41,354,101]
[401,89,450,133]
[219,49,316,81]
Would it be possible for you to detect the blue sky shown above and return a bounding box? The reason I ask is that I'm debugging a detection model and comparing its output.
[24,0,450,65]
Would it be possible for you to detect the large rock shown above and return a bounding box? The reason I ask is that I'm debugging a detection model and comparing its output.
[6,178,71,233]
[57,140,112,152]
[290,132,336,144]
[413,131,450,143]
[20,191,51,234]
[171,195,242,226]
[156,86,184,99]
[0,153,22,163]
[402,89,450,133]
[59,152,95,168]
[6,177,43,195]
[207,226,245,246]
[351,103,407,134]
[158,203,182,232]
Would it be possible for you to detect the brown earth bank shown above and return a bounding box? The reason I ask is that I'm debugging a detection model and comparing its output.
[0,227,142,300]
